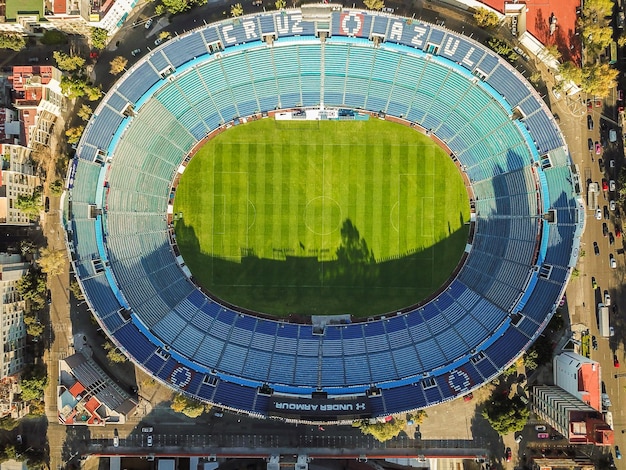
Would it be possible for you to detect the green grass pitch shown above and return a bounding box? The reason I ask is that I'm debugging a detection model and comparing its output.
[173,118,470,317]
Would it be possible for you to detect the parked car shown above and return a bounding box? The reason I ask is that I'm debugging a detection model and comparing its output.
[588,115,594,130]
[113,436,119,447]
[615,355,620,368]
[154,37,164,46]
[603,223,609,237]
[610,129,617,142]
[610,326,616,337]
[592,276,598,289]
[535,425,547,431]
[147,435,153,447]
[145,18,153,29]
[610,232,615,245]
[616,446,622,459]
[596,141,602,154]
[610,200,616,211]
[596,208,602,220]
[131,48,141,56]
[515,435,523,443]
[537,432,550,439]
[505,447,512,462]
[610,180,616,192]
[610,159,616,169]
[605,291,611,306]
[588,138,594,151]
[16,435,22,445]
[141,427,153,433]
[603,179,609,191]
[604,205,610,219]
[600,159,606,173]
[610,254,617,268]
[592,335,598,350]
[594,242,600,255]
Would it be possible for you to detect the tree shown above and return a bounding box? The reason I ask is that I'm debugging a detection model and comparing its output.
[170,394,206,417]
[16,271,47,310]
[70,280,85,300]
[41,30,67,45]
[52,51,85,72]
[77,104,93,121]
[84,84,102,101]
[231,3,244,17]
[38,246,66,276]
[159,0,209,15]
[523,349,539,370]
[353,418,406,442]
[15,190,43,219]
[542,43,562,61]
[275,0,286,8]
[60,75,86,99]
[581,23,613,53]
[581,0,614,19]
[26,321,45,338]
[619,34,626,47]
[482,395,529,435]
[109,56,128,75]
[49,179,64,195]
[104,341,127,363]
[91,27,109,50]
[363,0,385,10]
[0,417,18,431]
[488,38,518,62]
[65,126,84,144]
[0,33,26,51]
[20,365,48,401]
[473,7,500,28]
[580,62,619,98]
[406,410,427,424]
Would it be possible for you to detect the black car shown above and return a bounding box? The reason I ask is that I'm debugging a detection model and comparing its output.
[588,115,595,130]
[601,120,608,133]
[605,205,610,220]
[600,159,606,173]
[588,138,594,151]
[594,241,600,255]
[610,232,615,245]
[603,222,609,237]
[592,335,598,350]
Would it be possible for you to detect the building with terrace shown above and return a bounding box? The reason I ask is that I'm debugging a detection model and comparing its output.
[66,5,583,422]
[58,353,137,426]
[0,254,29,379]
[0,143,40,226]
[8,66,64,148]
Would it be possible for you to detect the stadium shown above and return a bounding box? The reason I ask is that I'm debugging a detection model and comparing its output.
[66,5,584,422]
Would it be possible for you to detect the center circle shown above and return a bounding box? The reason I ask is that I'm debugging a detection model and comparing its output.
[173,118,470,318]
[304,196,342,236]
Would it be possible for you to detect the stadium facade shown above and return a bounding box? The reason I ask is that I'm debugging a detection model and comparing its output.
[65,5,584,422]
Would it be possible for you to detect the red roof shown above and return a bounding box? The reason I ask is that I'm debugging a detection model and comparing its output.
[68,381,86,398]
[479,0,581,64]
[578,362,601,412]
[53,0,66,14]
[9,66,54,92]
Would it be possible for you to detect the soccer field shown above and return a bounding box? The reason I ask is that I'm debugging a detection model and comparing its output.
[174,118,470,317]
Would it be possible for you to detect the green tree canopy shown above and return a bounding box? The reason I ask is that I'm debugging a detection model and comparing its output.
[15,188,43,219]
[159,0,207,15]
[41,30,67,45]
[104,341,127,363]
[38,247,66,276]
[171,394,207,417]
[90,27,109,50]
[52,51,85,72]
[0,33,26,51]
[275,0,286,8]
[49,179,64,195]
[473,7,500,28]
[77,104,93,122]
[109,56,128,75]
[20,364,48,401]
[65,126,84,144]
[482,395,529,435]
[353,418,406,442]
[231,2,244,16]
[364,0,385,10]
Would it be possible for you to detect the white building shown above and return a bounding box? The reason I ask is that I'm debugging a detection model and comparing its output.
[554,351,602,412]
[0,254,29,379]
[0,144,40,226]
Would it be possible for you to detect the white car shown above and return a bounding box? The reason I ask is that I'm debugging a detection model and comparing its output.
[610,254,617,268]
[381,7,394,12]
[113,436,119,447]
[145,18,153,29]
[610,129,617,142]
[147,435,153,447]
[596,208,603,220]
[535,425,547,431]
[610,326,616,336]
[131,48,141,56]
[605,292,611,306]
[154,37,164,46]
[610,200,616,211]
[610,180,616,192]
